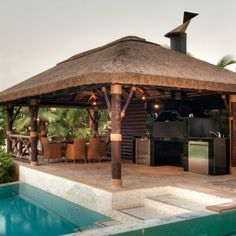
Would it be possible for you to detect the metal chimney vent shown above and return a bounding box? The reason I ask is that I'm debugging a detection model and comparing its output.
[165,11,198,54]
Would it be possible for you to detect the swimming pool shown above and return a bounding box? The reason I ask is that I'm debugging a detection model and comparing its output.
[0,182,110,236]
[114,210,236,236]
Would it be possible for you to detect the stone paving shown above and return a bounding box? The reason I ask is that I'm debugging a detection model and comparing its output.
[16,160,236,198]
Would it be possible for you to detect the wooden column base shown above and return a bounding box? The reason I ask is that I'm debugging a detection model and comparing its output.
[30,161,38,167]
[111,178,122,189]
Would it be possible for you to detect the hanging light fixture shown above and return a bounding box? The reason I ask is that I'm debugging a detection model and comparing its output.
[136,86,148,101]
[92,100,97,106]
[88,90,99,106]
[153,100,161,110]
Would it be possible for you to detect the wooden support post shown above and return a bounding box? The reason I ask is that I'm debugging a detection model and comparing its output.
[87,109,95,128]
[6,104,14,153]
[93,107,99,137]
[102,87,111,117]
[18,138,23,158]
[110,84,122,189]
[230,95,236,168]
[87,109,99,137]
[221,94,230,114]
[29,99,39,166]
[121,86,136,118]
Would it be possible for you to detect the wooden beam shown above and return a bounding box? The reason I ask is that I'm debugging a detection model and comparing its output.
[110,84,122,189]
[95,89,103,97]
[87,107,99,137]
[102,86,111,114]
[39,100,106,108]
[221,94,230,113]
[13,106,22,122]
[93,107,99,137]
[87,108,99,137]
[121,86,136,118]
[87,109,94,123]
[122,88,129,99]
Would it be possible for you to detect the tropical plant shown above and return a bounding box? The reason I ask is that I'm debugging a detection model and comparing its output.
[0,107,6,146]
[13,107,30,134]
[13,106,111,139]
[217,55,236,69]
[74,128,92,138]
[47,108,90,138]
[13,107,59,135]
[98,109,110,135]
[13,107,91,137]
[0,147,15,183]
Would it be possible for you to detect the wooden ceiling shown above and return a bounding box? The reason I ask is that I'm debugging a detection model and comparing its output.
[10,84,223,109]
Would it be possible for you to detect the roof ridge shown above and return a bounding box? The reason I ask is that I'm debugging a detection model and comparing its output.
[57,36,148,65]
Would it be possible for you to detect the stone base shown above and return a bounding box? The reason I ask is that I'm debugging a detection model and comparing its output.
[230,166,236,174]
[111,178,122,189]
[30,161,38,166]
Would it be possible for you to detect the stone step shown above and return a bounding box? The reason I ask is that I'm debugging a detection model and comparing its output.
[146,194,206,212]
[120,206,171,220]
[118,188,233,222]
[95,219,121,227]
[144,197,191,215]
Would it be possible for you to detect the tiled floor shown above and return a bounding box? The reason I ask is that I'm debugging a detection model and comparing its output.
[16,160,236,198]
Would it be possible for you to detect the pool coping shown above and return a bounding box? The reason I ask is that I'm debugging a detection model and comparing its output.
[0,181,20,187]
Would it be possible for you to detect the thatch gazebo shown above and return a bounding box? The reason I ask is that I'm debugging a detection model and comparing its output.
[1,34,236,188]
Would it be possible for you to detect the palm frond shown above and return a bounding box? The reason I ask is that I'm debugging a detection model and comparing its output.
[48,121,68,137]
[39,108,59,122]
[217,55,236,68]
[14,117,30,133]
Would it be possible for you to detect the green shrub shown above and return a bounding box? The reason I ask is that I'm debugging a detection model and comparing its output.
[0,147,14,184]
[74,128,92,138]
[0,107,6,146]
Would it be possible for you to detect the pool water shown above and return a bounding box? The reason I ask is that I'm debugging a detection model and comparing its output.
[115,210,236,236]
[0,183,110,236]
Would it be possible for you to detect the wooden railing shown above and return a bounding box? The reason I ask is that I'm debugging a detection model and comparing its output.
[9,134,31,161]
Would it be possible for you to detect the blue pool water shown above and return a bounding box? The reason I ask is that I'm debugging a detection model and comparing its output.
[114,210,236,236]
[0,182,110,236]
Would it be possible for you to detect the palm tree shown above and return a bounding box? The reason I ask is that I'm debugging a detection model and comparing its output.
[217,55,236,69]
[13,107,59,135]
[47,108,90,138]
[13,107,92,139]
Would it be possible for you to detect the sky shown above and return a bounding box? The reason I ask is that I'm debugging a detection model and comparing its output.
[0,0,236,91]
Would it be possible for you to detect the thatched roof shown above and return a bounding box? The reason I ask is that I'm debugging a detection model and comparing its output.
[1,36,236,104]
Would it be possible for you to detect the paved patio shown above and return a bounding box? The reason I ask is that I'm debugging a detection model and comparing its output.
[15,160,236,198]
